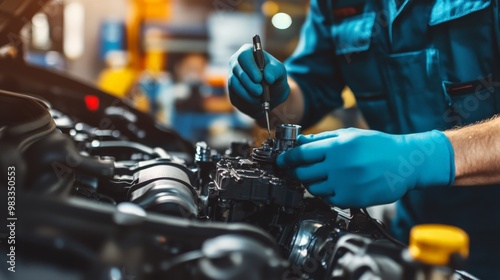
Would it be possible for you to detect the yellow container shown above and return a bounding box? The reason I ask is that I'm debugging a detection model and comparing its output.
[409,224,469,266]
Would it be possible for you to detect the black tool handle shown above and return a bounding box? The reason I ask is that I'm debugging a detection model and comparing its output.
[253,35,265,70]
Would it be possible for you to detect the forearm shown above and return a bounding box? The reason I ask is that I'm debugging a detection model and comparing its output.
[257,77,305,128]
[445,116,500,186]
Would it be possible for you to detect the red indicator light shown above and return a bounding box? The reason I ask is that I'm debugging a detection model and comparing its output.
[85,95,100,111]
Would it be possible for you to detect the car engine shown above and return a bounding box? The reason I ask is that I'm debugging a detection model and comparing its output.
[0,91,476,280]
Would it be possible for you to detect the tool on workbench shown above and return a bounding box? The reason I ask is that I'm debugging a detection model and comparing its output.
[252,35,271,138]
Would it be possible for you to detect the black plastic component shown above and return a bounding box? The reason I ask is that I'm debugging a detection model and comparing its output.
[0,91,114,194]
[212,157,303,208]
[327,235,404,280]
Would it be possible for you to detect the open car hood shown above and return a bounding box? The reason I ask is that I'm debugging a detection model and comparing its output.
[0,0,50,47]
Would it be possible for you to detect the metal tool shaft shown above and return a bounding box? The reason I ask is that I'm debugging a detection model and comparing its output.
[253,35,271,138]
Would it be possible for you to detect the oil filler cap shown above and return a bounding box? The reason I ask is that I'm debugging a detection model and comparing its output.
[409,224,469,266]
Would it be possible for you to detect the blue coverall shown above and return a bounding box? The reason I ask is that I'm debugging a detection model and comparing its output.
[285,0,500,278]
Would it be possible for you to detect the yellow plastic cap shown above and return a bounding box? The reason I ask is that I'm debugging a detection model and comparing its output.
[409,224,469,266]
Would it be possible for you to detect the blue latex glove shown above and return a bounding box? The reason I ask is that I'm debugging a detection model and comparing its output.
[276,128,455,208]
[228,44,290,118]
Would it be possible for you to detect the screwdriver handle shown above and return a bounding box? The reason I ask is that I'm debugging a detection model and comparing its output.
[253,35,266,70]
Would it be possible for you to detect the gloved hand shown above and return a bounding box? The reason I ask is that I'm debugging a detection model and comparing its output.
[276,128,455,208]
[228,44,290,118]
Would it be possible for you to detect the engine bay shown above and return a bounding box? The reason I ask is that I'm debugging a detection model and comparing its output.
[0,91,476,280]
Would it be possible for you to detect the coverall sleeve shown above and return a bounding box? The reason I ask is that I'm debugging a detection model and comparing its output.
[284,0,346,128]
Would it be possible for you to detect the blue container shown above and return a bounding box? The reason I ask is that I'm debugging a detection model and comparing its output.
[99,19,126,60]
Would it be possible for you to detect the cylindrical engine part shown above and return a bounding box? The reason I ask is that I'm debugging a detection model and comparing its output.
[129,164,198,218]
[275,124,301,152]
[195,141,211,162]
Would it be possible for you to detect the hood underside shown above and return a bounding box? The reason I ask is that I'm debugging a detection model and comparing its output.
[0,0,50,47]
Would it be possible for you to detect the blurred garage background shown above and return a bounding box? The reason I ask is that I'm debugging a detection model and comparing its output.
[20,0,366,150]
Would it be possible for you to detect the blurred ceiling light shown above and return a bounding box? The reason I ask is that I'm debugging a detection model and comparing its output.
[64,2,85,60]
[261,1,279,16]
[32,13,51,50]
[271,12,292,30]
[45,51,63,66]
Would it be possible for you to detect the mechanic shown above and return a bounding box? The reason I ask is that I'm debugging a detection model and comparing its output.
[228,1,500,279]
